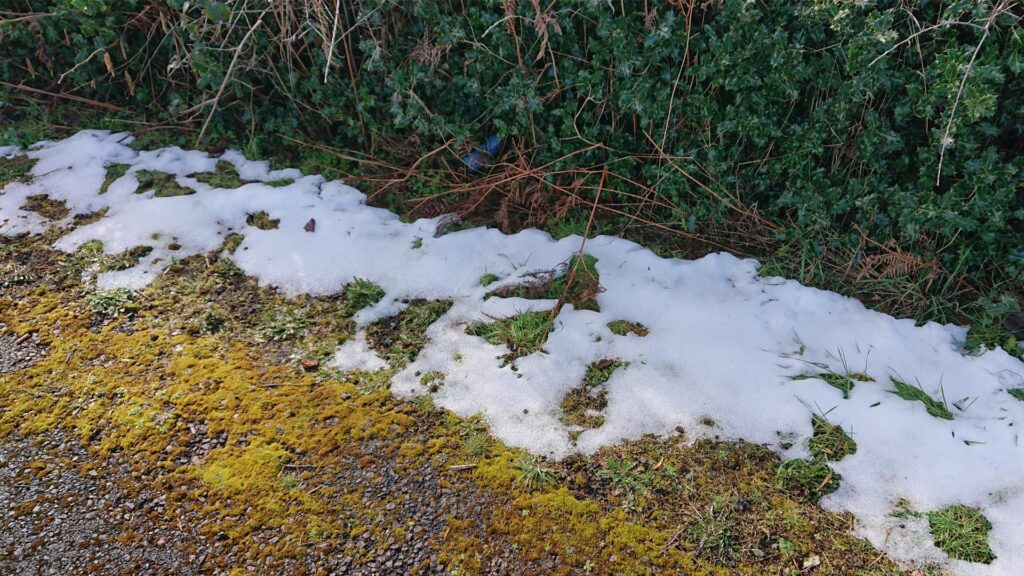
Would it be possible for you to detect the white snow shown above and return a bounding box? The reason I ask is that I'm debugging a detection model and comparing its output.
[3,130,1023,574]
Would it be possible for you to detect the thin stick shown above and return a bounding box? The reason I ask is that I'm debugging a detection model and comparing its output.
[0,81,123,112]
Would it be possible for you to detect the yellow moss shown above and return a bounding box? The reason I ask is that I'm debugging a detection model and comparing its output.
[199,441,290,494]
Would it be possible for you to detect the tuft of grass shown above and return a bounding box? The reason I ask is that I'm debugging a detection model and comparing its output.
[258,305,310,341]
[479,273,500,287]
[927,505,996,564]
[465,311,552,365]
[134,170,195,197]
[685,500,737,565]
[775,459,840,503]
[411,237,423,249]
[102,245,153,272]
[1007,388,1024,402]
[99,163,131,194]
[515,455,556,491]
[190,160,248,188]
[222,233,245,254]
[792,371,872,400]
[0,154,35,186]
[464,432,490,458]
[889,376,954,420]
[246,211,279,230]
[344,278,385,311]
[808,415,856,461]
[598,457,653,502]
[22,194,70,220]
[607,320,649,337]
[366,300,452,368]
[419,371,445,393]
[88,288,138,318]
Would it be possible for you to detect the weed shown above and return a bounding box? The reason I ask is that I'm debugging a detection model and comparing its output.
[246,211,279,230]
[344,278,385,311]
[134,170,195,197]
[927,505,995,564]
[515,455,556,491]
[479,273,500,287]
[465,311,552,365]
[99,163,131,194]
[607,320,649,337]
[366,300,452,368]
[216,258,244,279]
[411,237,423,249]
[685,501,737,565]
[88,288,138,318]
[464,432,490,458]
[808,415,856,461]
[190,161,247,188]
[889,376,954,420]
[102,246,153,272]
[258,306,310,341]
[598,457,653,502]
[191,310,226,335]
[775,459,840,503]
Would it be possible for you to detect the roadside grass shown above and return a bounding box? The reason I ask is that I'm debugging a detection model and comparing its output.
[607,320,649,337]
[928,504,996,564]
[487,254,602,312]
[134,170,195,197]
[366,299,452,368]
[808,414,857,461]
[465,311,552,365]
[889,376,954,420]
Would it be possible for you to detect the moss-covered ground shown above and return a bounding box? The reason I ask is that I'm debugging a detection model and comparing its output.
[0,199,912,576]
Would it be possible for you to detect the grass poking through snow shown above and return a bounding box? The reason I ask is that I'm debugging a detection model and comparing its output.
[366,299,452,368]
[487,254,602,312]
[134,170,195,197]
[928,504,996,564]
[890,376,954,420]
[607,320,649,337]
[808,415,857,461]
[343,278,385,311]
[465,311,552,365]
[775,458,840,503]
[189,161,248,188]
[560,359,626,432]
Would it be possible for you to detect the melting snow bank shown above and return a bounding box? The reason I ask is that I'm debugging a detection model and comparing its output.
[3,130,1024,573]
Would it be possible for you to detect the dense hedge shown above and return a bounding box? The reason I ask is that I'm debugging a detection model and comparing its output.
[2,0,1022,281]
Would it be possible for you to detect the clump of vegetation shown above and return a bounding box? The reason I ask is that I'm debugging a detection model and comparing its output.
[246,211,279,230]
[134,170,195,197]
[265,177,295,188]
[962,294,1022,360]
[791,350,873,400]
[0,155,35,186]
[685,500,737,565]
[928,505,996,564]
[487,255,602,312]
[343,277,385,311]
[560,359,626,430]
[807,415,857,461]
[222,233,245,254]
[515,454,556,491]
[607,320,649,337]
[190,160,248,188]
[776,458,840,503]
[479,273,500,287]
[258,305,310,341]
[464,432,490,458]
[99,163,131,194]
[598,457,653,502]
[1009,388,1024,402]
[890,376,954,420]
[21,194,69,219]
[87,288,138,318]
[465,311,552,365]
[366,300,452,368]
[419,371,445,393]
[102,245,153,272]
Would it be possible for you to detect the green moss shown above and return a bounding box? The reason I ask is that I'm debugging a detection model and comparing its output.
[807,415,856,461]
[465,311,552,365]
[190,161,248,188]
[890,376,954,420]
[607,320,649,337]
[222,233,245,254]
[246,210,279,230]
[99,163,131,194]
[0,155,35,186]
[479,273,500,287]
[928,505,995,564]
[134,170,195,197]
[21,194,70,220]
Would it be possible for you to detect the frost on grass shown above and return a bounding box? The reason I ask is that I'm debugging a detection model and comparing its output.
[4,130,1024,575]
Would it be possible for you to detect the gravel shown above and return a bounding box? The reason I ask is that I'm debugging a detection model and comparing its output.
[0,327,47,375]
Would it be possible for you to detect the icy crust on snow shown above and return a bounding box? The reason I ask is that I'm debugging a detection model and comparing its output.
[3,130,1023,574]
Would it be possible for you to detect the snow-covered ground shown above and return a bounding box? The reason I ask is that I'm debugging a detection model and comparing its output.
[3,130,1023,574]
